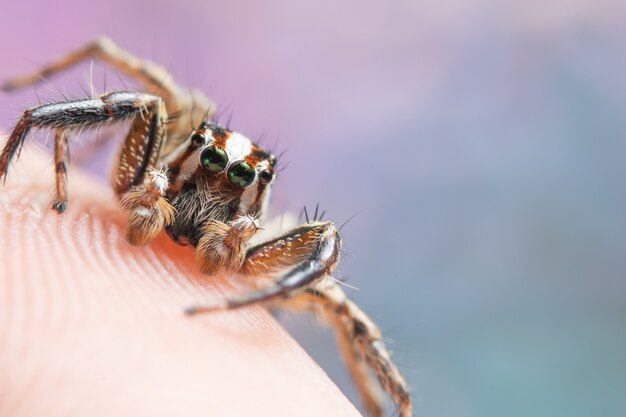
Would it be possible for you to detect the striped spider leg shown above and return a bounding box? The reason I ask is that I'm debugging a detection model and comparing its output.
[1,35,215,156]
[0,38,412,417]
[187,219,413,417]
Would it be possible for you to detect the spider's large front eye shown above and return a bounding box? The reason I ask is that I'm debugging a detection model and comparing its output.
[227,161,255,187]
[200,146,228,172]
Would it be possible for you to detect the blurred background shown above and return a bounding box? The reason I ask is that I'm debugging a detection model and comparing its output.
[2,0,626,416]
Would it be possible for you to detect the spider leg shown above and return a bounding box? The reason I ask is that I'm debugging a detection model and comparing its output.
[280,280,412,417]
[331,307,385,417]
[187,220,412,416]
[0,91,167,206]
[1,36,214,152]
[52,129,69,212]
[2,36,186,107]
[194,215,261,275]
[121,168,174,246]
[186,220,340,313]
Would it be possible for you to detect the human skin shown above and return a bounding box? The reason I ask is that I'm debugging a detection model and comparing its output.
[0,139,361,417]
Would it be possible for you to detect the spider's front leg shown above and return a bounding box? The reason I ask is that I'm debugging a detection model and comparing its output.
[187,220,412,417]
[0,92,166,196]
[194,215,262,275]
[120,169,174,246]
[0,91,175,246]
[187,220,340,313]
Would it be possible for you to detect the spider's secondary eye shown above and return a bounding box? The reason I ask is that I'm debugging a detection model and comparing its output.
[200,146,228,172]
[227,161,255,187]
[191,132,205,146]
[259,169,274,185]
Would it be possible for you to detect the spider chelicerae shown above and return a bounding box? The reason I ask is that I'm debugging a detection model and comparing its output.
[0,37,411,417]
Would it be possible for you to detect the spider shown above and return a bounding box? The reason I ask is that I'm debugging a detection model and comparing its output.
[0,37,412,417]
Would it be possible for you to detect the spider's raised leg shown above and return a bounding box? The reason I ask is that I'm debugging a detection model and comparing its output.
[0,92,172,220]
[2,36,214,151]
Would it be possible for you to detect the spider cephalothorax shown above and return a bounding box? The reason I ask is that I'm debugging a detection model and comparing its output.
[0,37,412,417]
[163,122,276,247]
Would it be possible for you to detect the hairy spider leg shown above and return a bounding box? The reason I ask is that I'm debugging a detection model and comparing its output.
[0,92,167,205]
[285,281,412,417]
[1,36,214,155]
[53,129,69,212]
[187,219,412,416]
[186,221,341,313]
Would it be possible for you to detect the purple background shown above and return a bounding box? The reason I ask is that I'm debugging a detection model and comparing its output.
[2,1,626,416]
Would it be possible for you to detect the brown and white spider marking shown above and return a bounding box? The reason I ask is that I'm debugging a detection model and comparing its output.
[0,37,412,417]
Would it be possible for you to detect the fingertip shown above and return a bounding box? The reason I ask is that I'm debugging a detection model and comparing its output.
[0,136,362,417]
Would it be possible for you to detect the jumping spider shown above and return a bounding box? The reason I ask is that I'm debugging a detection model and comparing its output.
[0,37,412,417]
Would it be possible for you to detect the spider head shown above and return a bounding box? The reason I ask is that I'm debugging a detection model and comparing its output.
[177,122,277,221]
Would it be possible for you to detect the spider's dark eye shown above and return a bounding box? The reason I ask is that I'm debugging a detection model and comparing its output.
[191,132,205,146]
[259,169,274,185]
[227,161,255,187]
[200,146,228,172]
